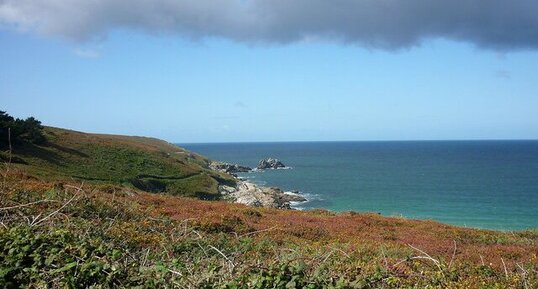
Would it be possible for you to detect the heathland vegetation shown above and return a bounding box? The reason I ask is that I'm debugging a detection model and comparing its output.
[0,113,536,288]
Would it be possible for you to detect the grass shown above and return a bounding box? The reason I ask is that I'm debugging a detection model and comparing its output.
[0,127,235,199]
[0,169,536,288]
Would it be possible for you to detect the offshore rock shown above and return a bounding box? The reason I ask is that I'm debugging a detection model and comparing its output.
[257,158,285,170]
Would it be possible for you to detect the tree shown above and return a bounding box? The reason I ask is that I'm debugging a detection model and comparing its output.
[0,111,46,148]
[18,117,45,144]
[0,111,15,147]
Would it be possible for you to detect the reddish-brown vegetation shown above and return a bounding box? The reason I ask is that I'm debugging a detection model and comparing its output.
[5,169,536,272]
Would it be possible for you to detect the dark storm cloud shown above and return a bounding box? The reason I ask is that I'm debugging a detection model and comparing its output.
[1,0,537,50]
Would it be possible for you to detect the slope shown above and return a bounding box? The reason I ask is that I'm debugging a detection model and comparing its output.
[0,126,235,199]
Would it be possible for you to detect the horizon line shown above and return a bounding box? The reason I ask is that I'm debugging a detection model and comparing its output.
[176,138,538,145]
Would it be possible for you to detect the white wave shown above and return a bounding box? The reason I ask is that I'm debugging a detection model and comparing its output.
[286,191,326,210]
[299,192,324,201]
[283,191,301,196]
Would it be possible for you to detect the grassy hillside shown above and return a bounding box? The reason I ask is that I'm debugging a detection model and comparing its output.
[0,171,536,288]
[1,126,537,287]
[0,127,235,199]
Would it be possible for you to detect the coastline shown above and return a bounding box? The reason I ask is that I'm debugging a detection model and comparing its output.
[186,142,538,231]
[209,161,307,208]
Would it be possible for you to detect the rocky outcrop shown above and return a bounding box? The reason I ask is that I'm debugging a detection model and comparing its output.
[208,159,305,209]
[219,181,306,209]
[280,191,308,203]
[210,161,252,174]
[257,158,285,170]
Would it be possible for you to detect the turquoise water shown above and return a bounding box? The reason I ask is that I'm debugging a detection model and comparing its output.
[181,141,538,231]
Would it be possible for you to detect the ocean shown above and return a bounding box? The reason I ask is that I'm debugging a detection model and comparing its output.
[181,141,538,231]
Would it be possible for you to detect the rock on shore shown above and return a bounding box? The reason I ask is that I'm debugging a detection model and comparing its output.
[209,161,252,174]
[219,181,307,209]
[208,159,305,208]
[257,158,286,170]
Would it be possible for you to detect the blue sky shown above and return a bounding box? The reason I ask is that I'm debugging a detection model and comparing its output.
[2,3,538,142]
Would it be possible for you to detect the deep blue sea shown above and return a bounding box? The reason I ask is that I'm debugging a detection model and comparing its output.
[181,141,538,231]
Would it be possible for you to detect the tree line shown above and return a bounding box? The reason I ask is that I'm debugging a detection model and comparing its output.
[0,111,46,148]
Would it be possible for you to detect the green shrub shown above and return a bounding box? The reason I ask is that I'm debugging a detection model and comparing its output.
[0,226,123,288]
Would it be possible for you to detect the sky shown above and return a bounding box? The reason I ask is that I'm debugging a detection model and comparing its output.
[1,0,538,143]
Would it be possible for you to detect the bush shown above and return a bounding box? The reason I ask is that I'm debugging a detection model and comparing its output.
[0,226,130,288]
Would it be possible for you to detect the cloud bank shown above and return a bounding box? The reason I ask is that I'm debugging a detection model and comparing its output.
[1,0,537,50]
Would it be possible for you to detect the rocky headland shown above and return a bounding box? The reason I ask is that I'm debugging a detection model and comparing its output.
[209,161,252,174]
